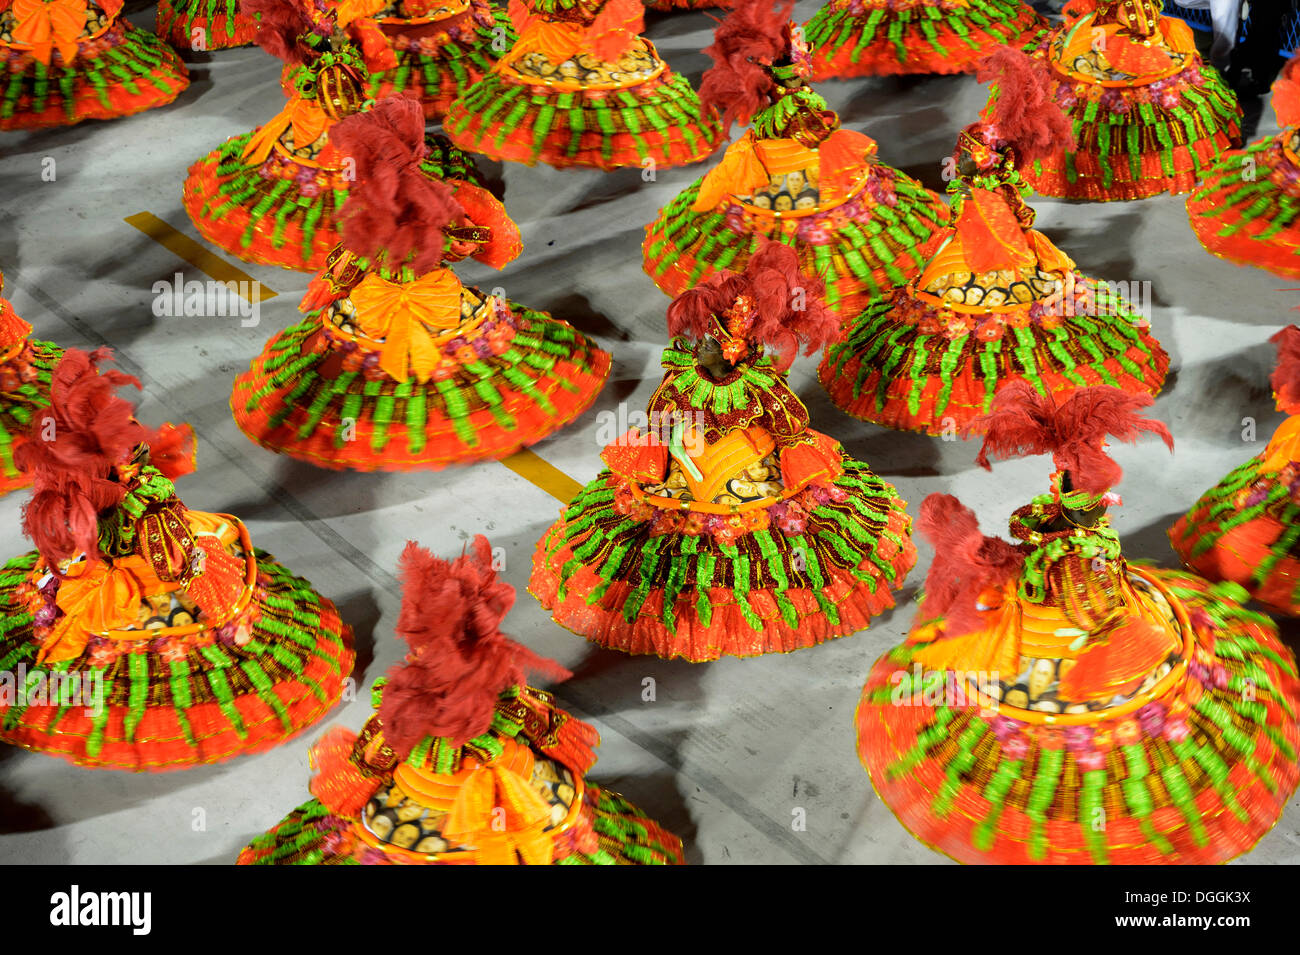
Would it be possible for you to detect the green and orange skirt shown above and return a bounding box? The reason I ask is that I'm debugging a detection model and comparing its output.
[858,569,1300,863]
[0,545,353,772]
[1186,131,1300,279]
[0,336,60,496]
[231,299,610,471]
[803,0,1046,79]
[1024,61,1242,202]
[1170,452,1300,616]
[1,19,188,131]
[368,1,517,120]
[183,131,481,273]
[155,0,258,51]
[529,460,915,661]
[444,35,723,171]
[643,163,949,315]
[818,278,1169,435]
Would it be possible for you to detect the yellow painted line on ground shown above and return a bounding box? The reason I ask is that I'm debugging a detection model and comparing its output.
[500,448,583,502]
[125,212,277,302]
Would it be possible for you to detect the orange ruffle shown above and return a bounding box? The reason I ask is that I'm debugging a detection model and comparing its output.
[778,431,843,493]
[601,431,669,482]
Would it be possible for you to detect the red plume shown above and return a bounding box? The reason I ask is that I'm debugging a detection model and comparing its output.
[917,494,1025,638]
[145,423,197,481]
[245,0,320,66]
[975,47,1074,165]
[330,96,466,276]
[14,349,151,568]
[1270,325,1300,414]
[698,0,794,132]
[972,382,1173,495]
[666,241,837,371]
[1274,54,1300,128]
[377,537,569,756]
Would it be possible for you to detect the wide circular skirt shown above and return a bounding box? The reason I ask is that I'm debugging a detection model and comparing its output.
[1170,454,1300,616]
[643,167,950,314]
[857,568,1300,863]
[0,549,354,771]
[1022,68,1242,201]
[236,784,686,864]
[1186,136,1300,280]
[818,282,1169,435]
[1,22,189,131]
[231,306,610,471]
[183,131,480,272]
[368,8,517,120]
[529,461,916,661]
[444,61,724,171]
[0,339,61,495]
[155,0,259,51]
[803,0,1046,79]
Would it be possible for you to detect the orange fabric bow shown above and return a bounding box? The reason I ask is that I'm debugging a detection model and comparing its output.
[10,0,86,67]
[442,759,556,865]
[349,269,464,383]
[242,96,331,164]
[38,556,174,664]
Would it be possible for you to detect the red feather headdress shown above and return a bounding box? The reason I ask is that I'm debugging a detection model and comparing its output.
[972,47,1074,166]
[246,0,393,71]
[245,0,325,66]
[377,537,568,757]
[916,493,1025,638]
[665,240,838,371]
[698,0,794,133]
[972,382,1173,496]
[330,97,519,274]
[14,349,194,569]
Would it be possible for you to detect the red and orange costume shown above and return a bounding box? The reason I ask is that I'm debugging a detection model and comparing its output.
[643,0,948,318]
[232,97,609,470]
[444,0,724,170]
[1019,0,1241,201]
[531,243,915,661]
[0,350,353,771]
[239,536,684,864]
[1171,326,1300,616]
[820,50,1168,435]
[803,0,1046,79]
[859,383,1300,863]
[0,273,61,496]
[367,0,518,119]
[183,0,480,272]
[1186,55,1300,279]
[1,0,188,130]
